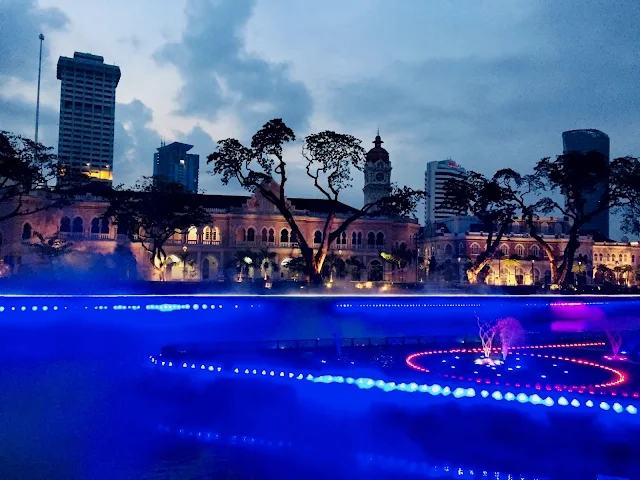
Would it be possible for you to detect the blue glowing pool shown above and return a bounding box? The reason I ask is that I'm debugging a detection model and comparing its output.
[1,294,640,479]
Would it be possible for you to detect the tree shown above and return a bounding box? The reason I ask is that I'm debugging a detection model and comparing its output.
[502,256,521,285]
[620,264,635,287]
[0,131,89,222]
[496,153,640,286]
[104,177,211,281]
[380,243,414,282]
[29,231,73,277]
[595,264,613,284]
[208,119,423,283]
[345,256,365,281]
[440,172,516,283]
[255,249,278,280]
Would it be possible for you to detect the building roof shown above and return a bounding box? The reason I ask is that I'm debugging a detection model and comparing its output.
[288,197,358,215]
[57,52,121,86]
[156,142,195,153]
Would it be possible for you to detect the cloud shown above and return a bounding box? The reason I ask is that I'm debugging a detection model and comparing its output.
[0,0,69,82]
[113,99,161,186]
[328,0,640,183]
[155,0,312,138]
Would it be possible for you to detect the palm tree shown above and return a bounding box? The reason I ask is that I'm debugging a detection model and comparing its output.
[345,256,365,281]
[233,249,256,279]
[595,264,612,284]
[255,249,278,280]
[29,231,73,278]
[502,255,521,286]
[619,264,634,287]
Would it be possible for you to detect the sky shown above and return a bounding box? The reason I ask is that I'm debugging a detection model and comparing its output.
[1,0,639,238]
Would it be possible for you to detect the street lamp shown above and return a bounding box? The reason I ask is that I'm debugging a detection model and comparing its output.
[531,259,535,285]
[182,246,188,281]
[457,257,462,284]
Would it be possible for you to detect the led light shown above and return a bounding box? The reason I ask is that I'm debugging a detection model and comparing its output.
[208,366,214,371]
[481,390,489,398]
[516,393,528,404]
[558,397,568,406]
[600,402,610,411]
[586,400,594,407]
[626,405,637,414]
[570,399,580,407]
[492,391,503,401]
[613,403,624,413]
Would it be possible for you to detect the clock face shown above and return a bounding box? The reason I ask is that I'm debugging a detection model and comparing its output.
[375,172,385,182]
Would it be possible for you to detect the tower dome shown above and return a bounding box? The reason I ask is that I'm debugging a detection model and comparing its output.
[366,132,390,164]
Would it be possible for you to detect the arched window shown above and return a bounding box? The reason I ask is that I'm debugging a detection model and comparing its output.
[471,243,480,255]
[357,232,362,245]
[290,231,297,244]
[72,217,83,233]
[351,232,357,245]
[515,244,525,257]
[633,255,636,263]
[261,228,268,243]
[499,244,509,256]
[367,232,375,246]
[458,242,465,255]
[236,227,246,242]
[532,268,541,284]
[268,228,275,243]
[619,254,623,262]
[212,227,219,242]
[445,244,453,256]
[624,254,628,263]
[203,226,212,242]
[599,253,603,262]
[247,228,255,242]
[22,223,32,240]
[187,226,198,243]
[376,232,384,246]
[60,216,71,233]
[338,232,347,245]
[280,229,289,243]
[530,244,540,258]
[607,253,610,261]
[100,217,109,234]
[314,231,323,244]
[91,218,101,234]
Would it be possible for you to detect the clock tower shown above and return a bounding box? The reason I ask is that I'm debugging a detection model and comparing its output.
[363,131,392,206]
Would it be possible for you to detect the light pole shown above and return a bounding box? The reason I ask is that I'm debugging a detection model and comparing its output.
[531,259,535,285]
[34,33,45,157]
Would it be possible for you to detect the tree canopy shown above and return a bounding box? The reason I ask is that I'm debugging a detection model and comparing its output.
[0,131,89,222]
[208,118,423,282]
[104,176,211,280]
[440,171,516,283]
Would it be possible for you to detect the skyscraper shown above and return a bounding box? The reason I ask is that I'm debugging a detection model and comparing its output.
[56,52,120,184]
[424,159,466,230]
[153,142,200,193]
[562,129,610,239]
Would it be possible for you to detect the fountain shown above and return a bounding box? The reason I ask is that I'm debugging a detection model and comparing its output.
[497,317,526,360]
[474,312,502,366]
[605,329,627,361]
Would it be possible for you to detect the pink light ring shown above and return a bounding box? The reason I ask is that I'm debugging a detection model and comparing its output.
[405,343,629,396]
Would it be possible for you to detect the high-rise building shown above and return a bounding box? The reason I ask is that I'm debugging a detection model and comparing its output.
[56,52,121,184]
[562,129,610,239]
[363,132,392,206]
[424,159,466,231]
[153,141,199,193]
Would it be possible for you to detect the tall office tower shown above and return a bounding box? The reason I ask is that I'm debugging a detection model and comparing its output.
[562,129,610,239]
[153,141,200,193]
[56,52,121,184]
[424,159,466,233]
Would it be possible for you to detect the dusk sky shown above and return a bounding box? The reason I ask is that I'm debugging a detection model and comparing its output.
[1,0,639,236]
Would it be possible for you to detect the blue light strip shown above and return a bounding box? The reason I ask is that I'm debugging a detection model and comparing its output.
[149,356,639,416]
[157,424,548,479]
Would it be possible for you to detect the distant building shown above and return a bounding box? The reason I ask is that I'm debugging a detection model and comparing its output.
[562,129,610,239]
[153,141,199,193]
[424,159,466,232]
[363,132,392,207]
[56,52,121,184]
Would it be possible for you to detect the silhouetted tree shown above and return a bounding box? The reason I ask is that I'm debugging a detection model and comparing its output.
[0,131,89,222]
[496,152,640,285]
[104,177,210,281]
[440,172,516,283]
[208,119,423,283]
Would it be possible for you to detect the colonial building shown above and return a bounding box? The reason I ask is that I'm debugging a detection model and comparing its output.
[0,134,420,283]
[425,215,640,286]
